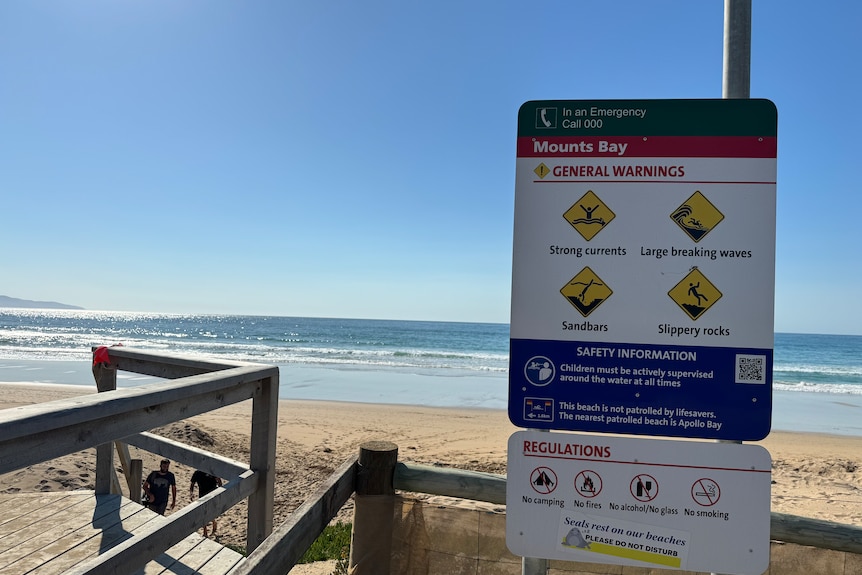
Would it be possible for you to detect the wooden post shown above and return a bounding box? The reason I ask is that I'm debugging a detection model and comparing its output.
[247,373,278,552]
[349,440,398,575]
[92,360,117,494]
[129,459,143,502]
[113,439,136,494]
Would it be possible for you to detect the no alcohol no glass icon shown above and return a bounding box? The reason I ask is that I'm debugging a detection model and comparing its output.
[630,474,658,502]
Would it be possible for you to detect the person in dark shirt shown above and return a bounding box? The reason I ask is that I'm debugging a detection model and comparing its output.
[143,459,177,515]
[190,469,223,537]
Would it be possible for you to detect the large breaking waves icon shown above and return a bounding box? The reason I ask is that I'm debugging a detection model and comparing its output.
[670,191,724,243]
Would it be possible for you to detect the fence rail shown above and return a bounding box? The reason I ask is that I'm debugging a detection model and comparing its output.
[390,460,862,557]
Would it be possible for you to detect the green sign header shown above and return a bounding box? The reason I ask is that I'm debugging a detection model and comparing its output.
[518,99,777,138]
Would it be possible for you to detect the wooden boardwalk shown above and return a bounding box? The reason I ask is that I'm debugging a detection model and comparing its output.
[0,492,245,575]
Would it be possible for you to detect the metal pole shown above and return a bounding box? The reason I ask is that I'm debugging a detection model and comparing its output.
[522,428,549,575]
[715,6,752,575]
[723,0,751,99]
[522,556,549,575]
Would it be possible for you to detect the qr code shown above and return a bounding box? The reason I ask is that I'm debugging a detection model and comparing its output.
[735,354,766,384]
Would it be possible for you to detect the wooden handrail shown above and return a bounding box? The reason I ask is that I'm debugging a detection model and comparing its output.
[234,455,359,575]
[0,348,279,573]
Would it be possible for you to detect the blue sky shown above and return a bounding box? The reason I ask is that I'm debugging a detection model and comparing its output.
[1,1,859,335]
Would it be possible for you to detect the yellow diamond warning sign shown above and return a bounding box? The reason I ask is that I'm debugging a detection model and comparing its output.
[534,163,551,179]
[670,191,724,243]
[668,268,722,320]
[561,267,612,317]
[563,190,615,241]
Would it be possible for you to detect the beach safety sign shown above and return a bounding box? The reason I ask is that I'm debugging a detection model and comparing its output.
[506,430,771,574]
[508,99,777,440]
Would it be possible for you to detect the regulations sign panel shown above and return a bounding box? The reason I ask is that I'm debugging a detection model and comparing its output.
[509,99,777,440]
[506,430,771,574]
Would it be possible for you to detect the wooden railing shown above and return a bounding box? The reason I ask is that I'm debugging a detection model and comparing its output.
[392,461,862,556]
[0,347,278,574]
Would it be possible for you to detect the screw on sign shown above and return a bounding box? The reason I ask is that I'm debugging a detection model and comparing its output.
[574,470,602,498]
[691,478,721,506]
[530,467,558,495]
[630,474,658,502]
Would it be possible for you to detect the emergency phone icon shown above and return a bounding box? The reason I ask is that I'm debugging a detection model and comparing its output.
[536,107,557,129]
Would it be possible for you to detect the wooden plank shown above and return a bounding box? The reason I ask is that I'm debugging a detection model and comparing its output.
[124,432,249,481]
[0,364,274,443]
[0,492,82,535]
[142,537,245,575]
[0,493,98,556]
[27,500,162,575]
[103,347,255,379]
[7,496,142,569]
[0,491,64,521]
[0,491,243,575]
[394,462,507,505]
[771,512,862,555]
[0,377,262,474]
[141,535,203,575]
[198,547,246,575]
[64,470,258,575]
[0,495,149,574]
[151,537,222,575]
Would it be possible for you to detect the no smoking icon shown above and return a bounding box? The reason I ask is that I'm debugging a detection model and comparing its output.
[692,478,721,506]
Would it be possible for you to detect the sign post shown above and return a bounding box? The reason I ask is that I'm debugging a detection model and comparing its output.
[506,99,777,574]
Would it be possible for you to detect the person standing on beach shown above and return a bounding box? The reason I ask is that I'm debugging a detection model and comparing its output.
[190,469,223,537]
[143,459,177,515]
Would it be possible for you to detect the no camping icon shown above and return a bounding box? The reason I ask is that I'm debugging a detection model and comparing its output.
[531,467,558,494]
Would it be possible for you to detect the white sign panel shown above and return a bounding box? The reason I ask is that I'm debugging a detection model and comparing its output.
[506,430,771,574]
[509,99,778,440]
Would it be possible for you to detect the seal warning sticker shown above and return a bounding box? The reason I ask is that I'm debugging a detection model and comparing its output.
[557,511,690,569]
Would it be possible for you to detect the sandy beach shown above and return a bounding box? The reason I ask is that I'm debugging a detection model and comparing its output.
[2,383,862,568]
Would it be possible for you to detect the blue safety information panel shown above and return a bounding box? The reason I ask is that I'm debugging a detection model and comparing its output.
[508,99,777,441]
[508,338,772,440]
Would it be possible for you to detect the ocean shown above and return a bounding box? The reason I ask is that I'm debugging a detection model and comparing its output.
[0,309,860,436]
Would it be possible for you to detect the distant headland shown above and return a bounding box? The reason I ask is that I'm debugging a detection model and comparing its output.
[0,295,84,310]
